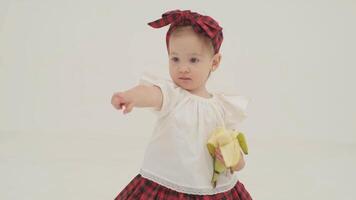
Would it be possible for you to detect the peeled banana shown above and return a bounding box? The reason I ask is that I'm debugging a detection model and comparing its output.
[207,128,249,188]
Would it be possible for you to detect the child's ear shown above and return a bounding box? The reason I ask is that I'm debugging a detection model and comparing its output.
[211,53,222,71]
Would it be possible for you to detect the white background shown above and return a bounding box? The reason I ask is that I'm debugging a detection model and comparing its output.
[1,0,355,199]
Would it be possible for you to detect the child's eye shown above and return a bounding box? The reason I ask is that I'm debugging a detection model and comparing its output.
[190,57,199,63]
[171,57,179,62]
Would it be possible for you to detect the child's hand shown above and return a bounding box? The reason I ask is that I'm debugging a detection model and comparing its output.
[215,147,244,172]
[215,147,225,165]
[111,92,134,114]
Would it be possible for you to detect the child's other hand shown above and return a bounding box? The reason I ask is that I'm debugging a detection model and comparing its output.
[111,92,134,114]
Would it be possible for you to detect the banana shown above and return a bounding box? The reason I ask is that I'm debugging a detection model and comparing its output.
[220,140,241,167]
[207,127,227,157]
[214,158,226,173]
[217,133,233,146]
[207,143,216,157]
[211,171,219,188]
[207,128,249,188]
[236,132,248,155]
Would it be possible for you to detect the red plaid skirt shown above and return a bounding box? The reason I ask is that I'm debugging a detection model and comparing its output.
[114,174,252,200]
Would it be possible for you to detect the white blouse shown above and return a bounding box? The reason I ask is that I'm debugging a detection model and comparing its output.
[137,72,250,195]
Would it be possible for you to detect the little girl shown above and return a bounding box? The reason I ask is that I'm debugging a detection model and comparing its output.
[111,9,252,200]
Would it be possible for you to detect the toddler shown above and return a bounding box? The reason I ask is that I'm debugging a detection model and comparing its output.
[111,9,252,200]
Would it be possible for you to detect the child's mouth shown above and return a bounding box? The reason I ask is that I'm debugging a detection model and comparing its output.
[179,77,191,80]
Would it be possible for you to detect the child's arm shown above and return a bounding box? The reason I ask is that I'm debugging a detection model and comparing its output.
[111,85,163,114]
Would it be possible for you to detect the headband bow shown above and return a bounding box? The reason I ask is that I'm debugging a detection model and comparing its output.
[148,9,224,54]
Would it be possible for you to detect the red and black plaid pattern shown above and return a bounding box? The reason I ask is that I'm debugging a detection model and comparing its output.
[148,9,224,54]
[114,174,252,200]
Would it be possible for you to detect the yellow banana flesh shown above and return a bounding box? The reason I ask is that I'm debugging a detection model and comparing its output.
[219,140,241,167]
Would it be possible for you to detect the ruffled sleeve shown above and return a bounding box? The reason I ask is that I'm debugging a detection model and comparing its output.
[215,93,251,130]
[138,72,183,117]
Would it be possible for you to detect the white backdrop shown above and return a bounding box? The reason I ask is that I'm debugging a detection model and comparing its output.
[1,0,355,199]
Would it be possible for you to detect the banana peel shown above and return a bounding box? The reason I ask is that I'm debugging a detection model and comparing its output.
[207,128,249,188]
[236,132,248,155]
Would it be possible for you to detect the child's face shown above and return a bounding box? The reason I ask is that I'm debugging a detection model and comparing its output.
[168,26,221,94]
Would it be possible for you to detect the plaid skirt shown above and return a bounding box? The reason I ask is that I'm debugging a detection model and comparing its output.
[114,174,252,200]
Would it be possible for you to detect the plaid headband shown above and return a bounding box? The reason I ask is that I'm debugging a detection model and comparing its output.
[148,9,223,54]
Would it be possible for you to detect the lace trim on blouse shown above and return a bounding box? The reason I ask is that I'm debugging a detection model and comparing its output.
[139,168,239,195]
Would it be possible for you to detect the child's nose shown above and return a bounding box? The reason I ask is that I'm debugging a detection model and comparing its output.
[178,64,190,73]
